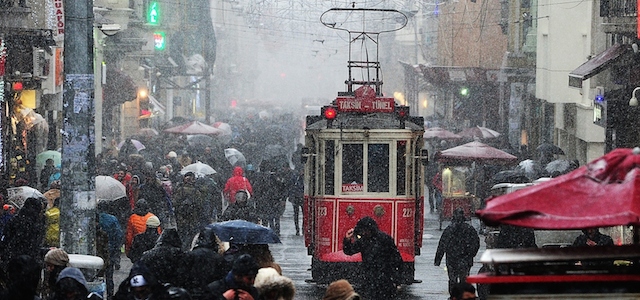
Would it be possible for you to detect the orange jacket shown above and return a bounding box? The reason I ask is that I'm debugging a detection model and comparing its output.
[125,212,155,253]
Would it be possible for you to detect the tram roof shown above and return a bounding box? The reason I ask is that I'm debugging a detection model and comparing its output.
[306,113,423,131]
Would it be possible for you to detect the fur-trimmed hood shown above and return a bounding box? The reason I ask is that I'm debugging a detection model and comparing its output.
[254,267,295,300]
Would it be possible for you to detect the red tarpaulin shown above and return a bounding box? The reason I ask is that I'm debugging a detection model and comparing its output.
[435,141,517,165]
[477,148,640,229]
[164,121,223,135]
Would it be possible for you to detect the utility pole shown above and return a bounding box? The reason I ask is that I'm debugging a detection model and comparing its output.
[60,0,96,255]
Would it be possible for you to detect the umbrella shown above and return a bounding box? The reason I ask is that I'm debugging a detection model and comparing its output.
[545,159,576,176]
[96,175,127,202]
[36,150,61,170]
[164,121,223,135]
[136,127,159,137]
[212,122,233,144]
[117,139,145,151]
[264,144,287,159]
[435,141,518,165]
[515,159,544,180]
[491,170,531,185]
[477,147,640,229]
[206,220,281,244]
[225,148,246,166]
[457,126,501,139]
[423,127,462,140]
[536,142,565,155]
[7,186,44,209]
[180,162,216,176]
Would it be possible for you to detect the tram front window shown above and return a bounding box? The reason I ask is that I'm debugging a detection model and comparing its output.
[368,144,389,192]
[342,144,363,185]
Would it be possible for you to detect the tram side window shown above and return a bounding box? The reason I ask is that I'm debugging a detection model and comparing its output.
[368,144,389,192]
[342,144,363,185]
[325,140,335,195]
[396,141,406,195]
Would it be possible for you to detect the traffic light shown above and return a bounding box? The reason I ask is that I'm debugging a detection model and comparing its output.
[153,31,166,50]
[459,86,470,97]
[147,1,159,25]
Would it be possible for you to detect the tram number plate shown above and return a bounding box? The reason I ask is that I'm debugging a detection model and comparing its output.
[402,208,413,217]
[318,206,328,217]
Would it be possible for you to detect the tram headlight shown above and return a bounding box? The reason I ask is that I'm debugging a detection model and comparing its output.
[321,106,337,128]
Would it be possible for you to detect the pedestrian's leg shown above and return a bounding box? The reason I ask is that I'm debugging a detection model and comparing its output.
[427,187,435,213]
[446,264,458,296]
[105,261,114,299]
[293,204,300,235]
[274,216,280,236]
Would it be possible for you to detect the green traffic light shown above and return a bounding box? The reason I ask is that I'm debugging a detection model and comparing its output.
[460,87,469,96]
[148,1,159,25]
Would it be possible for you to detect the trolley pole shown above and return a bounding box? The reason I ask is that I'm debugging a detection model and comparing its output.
[60,0,96,255]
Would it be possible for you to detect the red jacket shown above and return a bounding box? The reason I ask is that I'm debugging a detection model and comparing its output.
[223,166,253,204]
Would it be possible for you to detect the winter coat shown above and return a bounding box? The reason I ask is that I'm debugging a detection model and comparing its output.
[223,167,253,204]
[128,227,160,263]
[434,217,480,268]
[183,228,227,295]
[139,228,187,287]
[342,217,403,298]
[287,171,304,206]
[196,176,222,218]
[138,178,172,224]
[173,182,210,227]
[253,172,287,218]
[99,212,124,253]
[44,207,60,247]
[125,211,156,253]
[0,198,45,264]
[202,271,261,300]
[572,230,614,247]
[221,202,259,223]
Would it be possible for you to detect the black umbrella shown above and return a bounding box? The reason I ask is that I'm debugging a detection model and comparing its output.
[491,170,531,185]
[545,159,577,176]
[536,143,565,155]
[206,220,281,244]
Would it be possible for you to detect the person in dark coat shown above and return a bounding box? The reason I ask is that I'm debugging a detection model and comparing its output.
[496,224,537,249]
[50,267,102,300]
[573,227,614,247]
[343,216,403,300]
[128,215,162,264]
[139,228,187,287]
[0,197,45,266]
[253,162,287,236]
[183,227,227,298]
[113,263,165,300]
[173,172,210,250]
[220,191,259,223]
[0,255,42,300]
[287,167,304,236]
[138,169,172,225]
[202,254,261,300]
[435,208,480,295]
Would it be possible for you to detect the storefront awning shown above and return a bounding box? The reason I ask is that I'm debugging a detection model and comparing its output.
[568,44,631,88]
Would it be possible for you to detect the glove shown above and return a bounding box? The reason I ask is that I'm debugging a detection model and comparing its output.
[223,289,254,300]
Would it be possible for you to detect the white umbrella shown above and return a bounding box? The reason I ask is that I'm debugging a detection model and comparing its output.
[180,161,217,177]
[224,148,246,166]
[7,186,44,209]
[96,175,127,202]
[117,139,146,151]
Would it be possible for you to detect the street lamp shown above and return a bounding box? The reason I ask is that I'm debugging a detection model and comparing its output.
[630,87,640,106]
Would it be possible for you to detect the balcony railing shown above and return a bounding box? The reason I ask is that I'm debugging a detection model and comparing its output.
[601,0,637,17]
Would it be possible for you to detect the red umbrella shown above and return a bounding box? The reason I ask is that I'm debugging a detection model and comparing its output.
[477,148,640,229]
[423,127,462,140]
[435,141,517,165]
[458,126,500,139]
[164,121,223,135]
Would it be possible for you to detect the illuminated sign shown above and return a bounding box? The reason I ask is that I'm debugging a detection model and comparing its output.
[153,32,165,50]
[335,97,395,113]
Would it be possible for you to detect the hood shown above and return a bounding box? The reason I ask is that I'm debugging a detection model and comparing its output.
[57,267,88,291]
[156,228,182,248]
[195,227,220,250]
[254,268,295,300]
[233,166,244,177]
[354,216,378,236]
[134,199,150,215]
[20,197,43,217]
[323,279,360,300]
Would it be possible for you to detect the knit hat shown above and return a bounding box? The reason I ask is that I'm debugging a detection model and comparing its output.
[44,248,69,267]
[232,254,259,276]
[130,274,148,287]
[323,279,360,300]
[254,267,295,300]
[146,215,161,228]
[57,267,88,291]
[167,151,177,158]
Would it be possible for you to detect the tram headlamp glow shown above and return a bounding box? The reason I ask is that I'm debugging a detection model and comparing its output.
[322,106,337,120]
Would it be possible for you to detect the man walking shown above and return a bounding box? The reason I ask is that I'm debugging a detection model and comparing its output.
[435,208,480,295]
[343,216,403,299]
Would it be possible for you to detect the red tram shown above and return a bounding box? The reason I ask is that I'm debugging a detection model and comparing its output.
[301,8,428,285]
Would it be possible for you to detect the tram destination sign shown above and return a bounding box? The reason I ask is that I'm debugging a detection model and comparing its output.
[336,97,395,113]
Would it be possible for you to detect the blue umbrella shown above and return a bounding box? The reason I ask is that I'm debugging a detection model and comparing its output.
[206,220,281,244]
